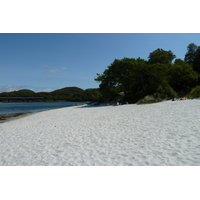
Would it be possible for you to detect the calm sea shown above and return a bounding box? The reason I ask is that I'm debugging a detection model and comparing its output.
[0,102,87,116]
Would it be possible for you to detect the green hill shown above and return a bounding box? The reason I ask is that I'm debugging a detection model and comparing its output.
[0,87,101,102]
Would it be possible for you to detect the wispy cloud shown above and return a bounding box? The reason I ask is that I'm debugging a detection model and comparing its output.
[45,69,60,75]
[0,86,55,93]
[44,66,67,75]
[36,88,53,92]
[0,85,24,93]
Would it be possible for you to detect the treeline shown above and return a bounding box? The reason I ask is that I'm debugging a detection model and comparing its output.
[95,43,200,104]
[0,87,102,102]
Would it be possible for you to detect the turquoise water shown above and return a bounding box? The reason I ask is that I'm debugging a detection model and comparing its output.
[0,102,86,115]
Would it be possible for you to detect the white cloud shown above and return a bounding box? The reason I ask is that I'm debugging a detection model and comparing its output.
[0,85,23,93]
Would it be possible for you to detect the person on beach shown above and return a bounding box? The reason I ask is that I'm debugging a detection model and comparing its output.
[181,97,187,100]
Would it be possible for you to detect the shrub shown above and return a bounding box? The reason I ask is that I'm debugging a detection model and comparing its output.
[188,86,200,98]
[154,84,177,99]
[137,95,162,104]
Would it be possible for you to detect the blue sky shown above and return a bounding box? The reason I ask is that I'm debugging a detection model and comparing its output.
[0,33,200,93]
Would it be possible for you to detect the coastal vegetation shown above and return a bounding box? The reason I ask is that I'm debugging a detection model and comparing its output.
[95,43,200,104]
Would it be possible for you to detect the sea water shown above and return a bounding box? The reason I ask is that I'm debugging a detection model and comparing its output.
[0,102,86,116]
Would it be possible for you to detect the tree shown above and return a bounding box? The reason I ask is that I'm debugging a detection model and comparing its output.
[95,45,200,103]
[148,48,176,64]
[95,67,121,101]
[95,57,148,102]
[174,58,185,65]
[85,89,102,101]
[130,58,148,91]
[193,46,200,75]
[145,63,169,93]
[184,43,198,63]
[95,58,134,98]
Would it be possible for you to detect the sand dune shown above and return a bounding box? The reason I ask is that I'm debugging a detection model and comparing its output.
[1,100,200,165]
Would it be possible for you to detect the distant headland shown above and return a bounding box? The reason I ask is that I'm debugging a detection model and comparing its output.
[0,87,101,102]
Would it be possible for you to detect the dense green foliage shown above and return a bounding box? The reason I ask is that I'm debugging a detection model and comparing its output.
[193,46,200,75]
[185,44,200,82]
[184,43,198,63]
[0,87,101,102]
[148,48,176,64]
[95,44,200,103]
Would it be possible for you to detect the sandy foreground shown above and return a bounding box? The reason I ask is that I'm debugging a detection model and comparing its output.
[0,100,200,166]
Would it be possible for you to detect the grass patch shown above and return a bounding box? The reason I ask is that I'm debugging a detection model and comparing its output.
[0,113,27,122]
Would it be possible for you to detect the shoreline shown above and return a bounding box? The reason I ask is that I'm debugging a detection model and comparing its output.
[0,112,34,123]
[0,102,88,123]
[1,99,200,165]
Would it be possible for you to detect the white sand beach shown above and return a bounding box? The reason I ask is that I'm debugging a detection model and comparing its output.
[1,100,200,166]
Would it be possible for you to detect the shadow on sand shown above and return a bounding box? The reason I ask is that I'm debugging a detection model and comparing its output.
[76,102,128,108]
